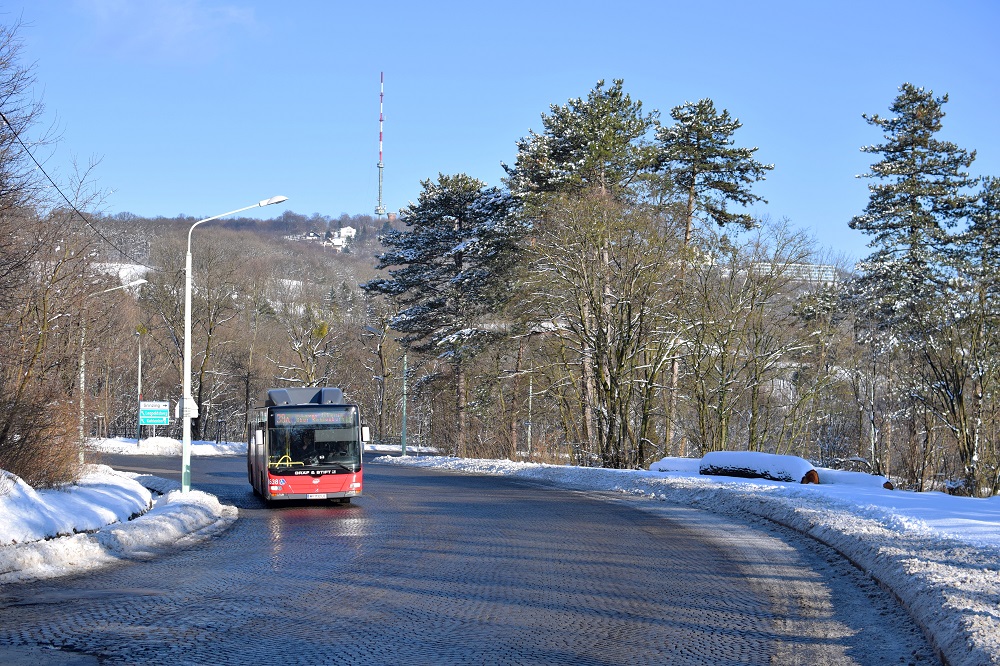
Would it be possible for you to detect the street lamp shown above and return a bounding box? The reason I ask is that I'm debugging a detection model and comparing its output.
[135,329,143,444]
[79,278,148,462]
[181,196,288,492]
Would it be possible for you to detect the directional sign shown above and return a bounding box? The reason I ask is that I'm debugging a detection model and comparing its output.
[139,400,170,426]
[177,397,199,419]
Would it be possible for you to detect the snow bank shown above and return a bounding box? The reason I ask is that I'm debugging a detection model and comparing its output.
[0,466,151,546]
[653,455,891,489]
[649,456,701,474]
[815,467,893,488]
[0,466,236,585]
[93,486,236,558]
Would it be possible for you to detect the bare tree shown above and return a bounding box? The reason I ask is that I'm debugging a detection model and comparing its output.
[680,220,819,455]
[521,192,680,468]
[270,278,344,387]
[0,21,121,484]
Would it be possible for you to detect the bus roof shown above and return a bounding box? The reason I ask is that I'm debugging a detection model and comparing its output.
[265,387,344,407]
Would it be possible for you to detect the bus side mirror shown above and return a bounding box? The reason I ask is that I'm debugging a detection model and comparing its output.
[361,425,371,443]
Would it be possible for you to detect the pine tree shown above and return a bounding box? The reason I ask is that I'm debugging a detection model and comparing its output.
[849,83,982,493]
[960,176,1000,298]
[503,81,662,465]
[850,83,978,320]
[653,98,773,454]
[362,174,527,455]
[502,79,659,203]
[655,98,774,247]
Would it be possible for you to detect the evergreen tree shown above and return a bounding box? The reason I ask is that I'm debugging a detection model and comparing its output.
[849,83,982,493]
[849,83,978,320]
[362,174,527,455]
[363,173,524,351]
[503,79,658,203]
[503,81,674,464]
[653,98,773,454]
[655,98,774,247]
[960,176,1000,298]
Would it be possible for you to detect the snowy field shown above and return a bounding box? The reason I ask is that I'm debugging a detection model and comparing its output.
[0,437,997,665]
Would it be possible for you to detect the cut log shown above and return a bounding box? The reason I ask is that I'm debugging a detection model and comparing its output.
[700,451,819,484]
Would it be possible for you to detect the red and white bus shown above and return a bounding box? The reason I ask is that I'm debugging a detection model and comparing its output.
[248,387,369,504]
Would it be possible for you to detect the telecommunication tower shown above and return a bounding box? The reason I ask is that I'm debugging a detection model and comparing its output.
[375,72,386,218]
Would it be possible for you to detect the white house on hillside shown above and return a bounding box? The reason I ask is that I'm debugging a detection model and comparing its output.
[324,226,357,252]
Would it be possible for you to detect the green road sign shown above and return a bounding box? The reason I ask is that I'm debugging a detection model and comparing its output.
[139,400,170,426]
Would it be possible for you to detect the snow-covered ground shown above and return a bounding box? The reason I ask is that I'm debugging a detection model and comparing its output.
[0,463,236,585]
[1,437,997,665]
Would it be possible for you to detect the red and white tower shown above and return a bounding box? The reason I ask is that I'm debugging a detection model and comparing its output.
[375,72,386,218]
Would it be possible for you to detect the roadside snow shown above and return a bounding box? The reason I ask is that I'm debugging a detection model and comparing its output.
[0,466,151,547]
[0,464,236,585]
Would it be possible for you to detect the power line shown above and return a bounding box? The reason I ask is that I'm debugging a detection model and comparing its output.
[0,108,156,271]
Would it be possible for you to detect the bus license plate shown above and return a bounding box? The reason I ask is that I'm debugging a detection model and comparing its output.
[306,493,326,499]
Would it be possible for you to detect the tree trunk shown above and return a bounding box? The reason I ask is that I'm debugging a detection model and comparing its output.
[456,360,466,458]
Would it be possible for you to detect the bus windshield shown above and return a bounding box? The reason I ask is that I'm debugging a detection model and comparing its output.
[268,407,361,472]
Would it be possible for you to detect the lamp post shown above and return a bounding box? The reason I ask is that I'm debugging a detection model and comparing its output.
[401,352,408,456]
[136,329,143,443]
[79,278,148,463]
[181,196,288,492]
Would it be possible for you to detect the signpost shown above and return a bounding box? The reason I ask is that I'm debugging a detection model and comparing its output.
[139,401,171,427]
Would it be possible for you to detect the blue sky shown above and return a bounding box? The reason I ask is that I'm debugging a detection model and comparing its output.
[9,0,1000,260]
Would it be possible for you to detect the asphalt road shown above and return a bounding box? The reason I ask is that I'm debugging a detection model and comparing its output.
[0,455,938,665]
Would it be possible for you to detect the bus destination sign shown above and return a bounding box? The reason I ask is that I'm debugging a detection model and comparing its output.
[274,408,354,427]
